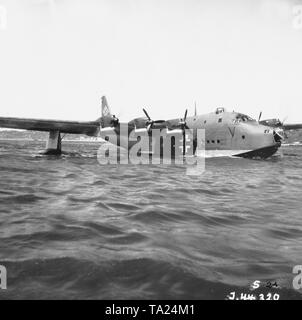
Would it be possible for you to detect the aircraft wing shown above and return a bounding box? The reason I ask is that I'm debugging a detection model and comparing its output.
[0,117,100,136]
[283,124,302,131]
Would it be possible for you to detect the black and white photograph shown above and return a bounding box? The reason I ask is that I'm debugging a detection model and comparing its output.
[0,0,302,305]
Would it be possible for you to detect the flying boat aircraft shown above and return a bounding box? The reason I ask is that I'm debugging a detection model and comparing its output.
[0,96,301,159]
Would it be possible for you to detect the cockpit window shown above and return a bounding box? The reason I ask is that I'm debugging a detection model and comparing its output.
[234,113,254,123]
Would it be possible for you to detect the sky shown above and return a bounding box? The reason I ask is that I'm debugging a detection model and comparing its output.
[0,0,302,123]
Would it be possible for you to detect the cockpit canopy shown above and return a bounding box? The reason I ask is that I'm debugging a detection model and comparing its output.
[235,113,255,122]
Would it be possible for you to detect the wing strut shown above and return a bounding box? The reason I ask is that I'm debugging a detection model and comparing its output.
[45,130,62,155]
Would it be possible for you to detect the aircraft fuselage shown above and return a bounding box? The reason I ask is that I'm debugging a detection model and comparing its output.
[101,108,282,159]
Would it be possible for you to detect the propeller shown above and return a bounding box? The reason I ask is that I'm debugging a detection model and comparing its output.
[142,108,166,132]
[179,109,188,128]
[142,108,151,122]
[258,111,262,122]
[165,109,189,155]
[279,116,288,139]
[110,114,120,127]
[180,109,188,156]
[172,109,188,156]
[167,109,188,131]
[280,116,288,127]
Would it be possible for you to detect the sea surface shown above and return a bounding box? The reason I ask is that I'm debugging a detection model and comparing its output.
[0,139,302,300]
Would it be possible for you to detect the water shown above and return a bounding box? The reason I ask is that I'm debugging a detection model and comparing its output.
[0,140,301,300]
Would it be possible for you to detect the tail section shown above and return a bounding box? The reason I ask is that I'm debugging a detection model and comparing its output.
[102,96,112,118]
[99,96,119,129]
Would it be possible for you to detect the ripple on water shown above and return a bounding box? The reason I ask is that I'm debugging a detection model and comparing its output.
[0,141,302,299]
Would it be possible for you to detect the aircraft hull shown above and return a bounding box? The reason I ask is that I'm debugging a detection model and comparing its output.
[111,132,281,160]
[233,143,280,159]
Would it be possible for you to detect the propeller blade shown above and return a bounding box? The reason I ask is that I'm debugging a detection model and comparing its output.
[143,108,151,121]
[178,109,188,128]
[258,112,262,122]
[184,109,188,122]
[281,116,288,126]
[142,109,166,132]
[182,130,186,156]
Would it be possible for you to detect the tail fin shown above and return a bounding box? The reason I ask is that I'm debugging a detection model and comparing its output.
[102,96,112,117]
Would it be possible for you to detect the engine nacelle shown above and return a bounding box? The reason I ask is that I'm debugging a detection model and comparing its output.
[100,127,116,135]
[166,129,183,136]
[134,127,149,134]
